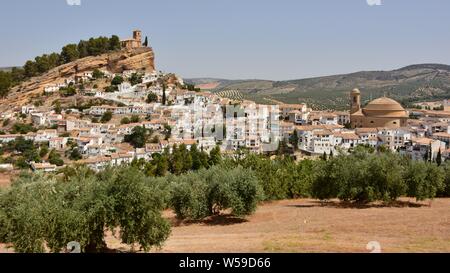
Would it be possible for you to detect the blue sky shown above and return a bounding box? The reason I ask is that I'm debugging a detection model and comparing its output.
[0,0,449,80]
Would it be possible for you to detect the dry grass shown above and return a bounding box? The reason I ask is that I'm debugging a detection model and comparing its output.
[0,172,13,188]
[141,198,450,253]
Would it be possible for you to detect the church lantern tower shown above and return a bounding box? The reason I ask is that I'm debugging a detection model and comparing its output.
[351,88,361,114]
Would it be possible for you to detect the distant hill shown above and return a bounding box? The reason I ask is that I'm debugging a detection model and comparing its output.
[187,64,450,110]
[0,67,17,72]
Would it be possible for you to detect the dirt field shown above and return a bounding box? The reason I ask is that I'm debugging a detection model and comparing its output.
[0,172,13,188]
[2,198,450,253]
[142,198,450,253]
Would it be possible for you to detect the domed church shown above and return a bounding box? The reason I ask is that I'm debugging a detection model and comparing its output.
[350,89,409,129]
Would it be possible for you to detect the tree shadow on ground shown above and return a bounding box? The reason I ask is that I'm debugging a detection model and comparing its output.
[172,214,249,227]
[287,200,428,209]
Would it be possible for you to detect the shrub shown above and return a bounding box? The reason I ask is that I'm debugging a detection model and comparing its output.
[120,117,131,125]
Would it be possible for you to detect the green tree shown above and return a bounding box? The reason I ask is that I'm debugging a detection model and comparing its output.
[2,118,10,127]
[59,86,77,97]
[69,148,82,161]
[289,130,299,150]
[100,111,113,123]
[0,166,170,253]
[146,92,158,103]
[209,146,222,166]
[180,144,193,172]
[404,161,445,201]
[170,166,263,220]
[190,144,202,171]
[111,76,124,86]
[48,149,64,167]
[441,162,450,197]
[39,146,49,158]
[129,73,142,86]
[0,71,12,98]
[154,154,169,177]
[53,101,62,114]
[60,44,80,64]
[162,84,167,105]
[143,36,149,47]
[14,157,30,169]
[105,85,118,93]
[77,40,90,58]
[163,124,172,140]
[23,60,39,78]
[109,35,121,51]
[170,172,210,220]
[11,123,36,134]
[436,149,443,166]
[124,126,149,148]
[170,145,184,175]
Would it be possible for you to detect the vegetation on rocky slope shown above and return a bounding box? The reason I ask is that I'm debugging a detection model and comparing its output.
[0,35,122,98]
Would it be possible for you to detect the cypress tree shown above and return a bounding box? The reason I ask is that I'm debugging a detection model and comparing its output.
[143,36,148,47]
[436,149,443,166]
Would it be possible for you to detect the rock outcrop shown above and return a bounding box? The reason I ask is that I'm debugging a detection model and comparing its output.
[1,47,155,110]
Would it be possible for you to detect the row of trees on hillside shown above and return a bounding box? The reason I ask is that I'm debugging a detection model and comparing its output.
[0,35,121,98]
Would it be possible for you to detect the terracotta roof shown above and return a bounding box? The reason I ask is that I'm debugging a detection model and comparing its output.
[413,137,433,145]
[313,130,332,136]
[362,97,409,118]
[334,132,360,140]
[355,128,378,134]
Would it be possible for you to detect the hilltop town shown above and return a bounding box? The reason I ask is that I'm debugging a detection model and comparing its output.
[1,30,450,178]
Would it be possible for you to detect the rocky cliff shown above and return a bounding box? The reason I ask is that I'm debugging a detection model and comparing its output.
[1,47,155,110]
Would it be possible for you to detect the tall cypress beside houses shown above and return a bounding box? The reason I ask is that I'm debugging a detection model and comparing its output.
[162,83,167,105]
[436,149,442,166]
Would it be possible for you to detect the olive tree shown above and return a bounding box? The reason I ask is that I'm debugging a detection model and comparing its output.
[404,161,445,201]
[170,166,263,220]
[0,167,171,253]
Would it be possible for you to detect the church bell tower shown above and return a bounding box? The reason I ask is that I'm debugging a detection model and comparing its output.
[351,88,361,114]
